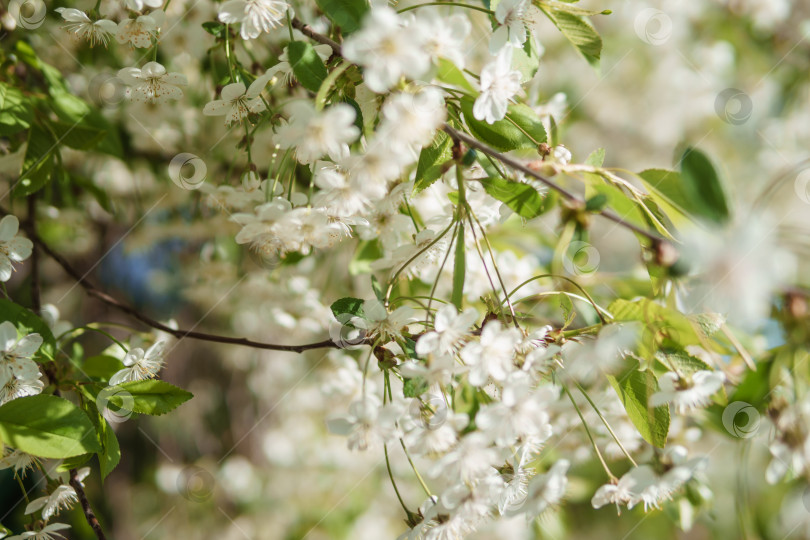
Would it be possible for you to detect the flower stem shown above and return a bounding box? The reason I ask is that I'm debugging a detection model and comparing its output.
[575,382,638,467]
[397,2,493,15]
[563,384,616,481]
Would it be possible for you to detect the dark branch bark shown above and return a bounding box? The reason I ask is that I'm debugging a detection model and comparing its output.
[291,17,342,55]
[0,205,351,353]
[25,196,40,313]
[441,125,666,244]
[69,469,107,540]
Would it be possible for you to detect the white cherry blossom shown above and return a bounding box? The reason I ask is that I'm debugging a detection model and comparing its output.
[109,340,167,385]
[54,8,117,47]
[218,0,289,40]
[473,45,522,124]
[118,62,187,104]
[0,215,33,282]
[203,74,272,126]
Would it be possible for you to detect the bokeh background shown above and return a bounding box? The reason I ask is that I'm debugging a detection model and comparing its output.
[2,0,810,538]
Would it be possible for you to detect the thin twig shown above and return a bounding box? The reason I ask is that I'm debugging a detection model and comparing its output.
[25,196,40,313]
[1,206,351,353]
[291,17,341,55]
[69,469,107,540]
[442,124,665,244]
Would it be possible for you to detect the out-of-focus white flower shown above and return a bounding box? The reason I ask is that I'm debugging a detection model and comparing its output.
[203,74,272,125]
[218,0,289,40]
[651,370,725,413]
[473,46,522,124]
[6,522,71,540]
[40,304,71,338]
[118,62,187,104]
[516,459,569,518]
[429,433,500,483]
[417,11,471,68]
[461,320,522,386]
[124,0,162,10]
[678,214,795,329]
[116,10,164,48]
[275,102,359,164]
[109,340,167,385]
[0,215,33,282]
[54,8,117,47]
[326,395,403,451]
[378,89,447,150]
[476,374,555,447]
[416,305,478,357]
[343,7,430,93]
[0,448,39,477]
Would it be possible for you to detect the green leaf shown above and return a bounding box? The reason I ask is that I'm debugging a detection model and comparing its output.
[585,147,605,167]
[0,299,57,360]
[82,355,125,381]
[330,297,365,319]
[511,35,542,83]
[609,298,703,357]
[540,7,602,70]
[0,83,33,135]
[98,417,121,480]
[56,453,92,472]
[50,92,122,158]
[349,240,382,275]
[316,0,369,34]
[403,377,428,398]
[607,369,670,448]
[678,147,731,224]
[202,21,226,38]
[435,58,476,94]
[415,131,453,192]
[585,193,608,212]
[48,120,107,151]
[71,174,113,213]
[0,395,101,458]
[655,349,711,376]
[461,99,546,151]
[17,122,55,197]
[288,41,329,93]
[107,380,193,416]
[480,176,548,219]
[452,224,465,309]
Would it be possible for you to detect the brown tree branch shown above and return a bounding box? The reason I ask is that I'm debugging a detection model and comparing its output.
[291,17,342,55]
[441,125,666,244]
[69,469,107,540]
[0,205,349,353]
